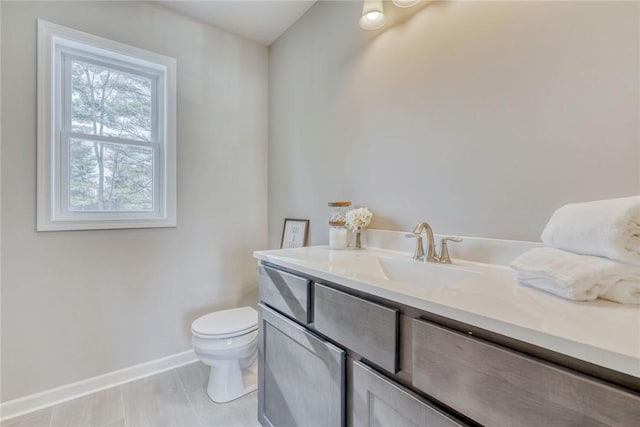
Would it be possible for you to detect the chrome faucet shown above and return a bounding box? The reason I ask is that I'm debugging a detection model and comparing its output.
[411,222,438,262]
[406,222,463,264]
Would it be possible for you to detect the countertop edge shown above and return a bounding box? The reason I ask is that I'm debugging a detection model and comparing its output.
[254,251,640,379]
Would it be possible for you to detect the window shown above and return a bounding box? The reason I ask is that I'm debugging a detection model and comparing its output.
[37,20,176,230]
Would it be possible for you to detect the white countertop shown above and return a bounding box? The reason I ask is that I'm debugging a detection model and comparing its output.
[254,246,640,378]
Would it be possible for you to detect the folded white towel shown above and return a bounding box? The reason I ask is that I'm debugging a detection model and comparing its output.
[511,247,640,304]
[541,196,640,266]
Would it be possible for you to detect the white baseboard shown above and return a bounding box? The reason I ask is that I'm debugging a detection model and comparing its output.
[0,349,198,422]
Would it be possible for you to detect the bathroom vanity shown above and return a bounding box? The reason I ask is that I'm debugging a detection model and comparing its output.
[254,246,640,426]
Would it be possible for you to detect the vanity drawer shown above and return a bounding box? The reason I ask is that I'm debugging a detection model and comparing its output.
[259,265,311,324]
[411,318,640,426]
[313,283,399,373]
[352,360,466,427]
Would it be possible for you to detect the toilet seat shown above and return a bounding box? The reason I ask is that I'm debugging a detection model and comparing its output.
[192,329,258,354]
[191,306,258,339]
[192,325,257,340]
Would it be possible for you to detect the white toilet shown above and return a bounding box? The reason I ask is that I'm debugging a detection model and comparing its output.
[191,306,258,403]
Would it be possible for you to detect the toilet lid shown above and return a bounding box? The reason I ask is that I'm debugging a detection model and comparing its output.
[192,306,258,337]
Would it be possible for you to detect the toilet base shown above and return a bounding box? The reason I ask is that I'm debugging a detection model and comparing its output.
[206,359,257,403]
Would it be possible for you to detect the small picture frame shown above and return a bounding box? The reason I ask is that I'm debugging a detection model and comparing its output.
[280,218,310,249]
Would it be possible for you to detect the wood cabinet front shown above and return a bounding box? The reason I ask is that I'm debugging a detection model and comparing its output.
[411,318,640,427]
[259,265,311,324]
[258,303,345,427]
[313,283,399,373]
[351,360,466,427]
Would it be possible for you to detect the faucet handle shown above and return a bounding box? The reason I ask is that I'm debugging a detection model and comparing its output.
[405,233,425,260]
[439,237,463,264]
[443,237,463,243]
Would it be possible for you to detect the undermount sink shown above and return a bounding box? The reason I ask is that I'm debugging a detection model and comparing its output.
[268,247,485,291]
[377,256,481,288]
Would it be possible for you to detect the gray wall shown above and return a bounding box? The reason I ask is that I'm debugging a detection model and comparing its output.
[1,1,268,401]
[269,0,640,246]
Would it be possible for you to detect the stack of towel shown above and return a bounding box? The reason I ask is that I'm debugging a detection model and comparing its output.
[512,196,640,304]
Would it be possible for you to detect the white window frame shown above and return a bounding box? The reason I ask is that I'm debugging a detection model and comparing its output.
[37,20,176,231]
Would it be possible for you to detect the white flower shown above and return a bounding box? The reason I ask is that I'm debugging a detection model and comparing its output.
[345,207,373,230]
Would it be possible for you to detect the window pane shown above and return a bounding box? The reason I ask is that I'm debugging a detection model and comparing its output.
[70,60,153,141]
[69,139,154,212]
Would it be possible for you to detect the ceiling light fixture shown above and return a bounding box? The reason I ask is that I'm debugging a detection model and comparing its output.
[359,0,386,31]
[392,0,420,7]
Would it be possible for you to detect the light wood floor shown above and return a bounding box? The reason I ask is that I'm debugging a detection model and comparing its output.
[2,362,259,427]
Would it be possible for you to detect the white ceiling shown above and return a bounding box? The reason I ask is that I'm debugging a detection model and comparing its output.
[159,0,318,46]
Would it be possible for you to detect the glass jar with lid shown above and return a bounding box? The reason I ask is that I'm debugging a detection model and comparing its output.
[328,201,351,249]
[328,201,351,227]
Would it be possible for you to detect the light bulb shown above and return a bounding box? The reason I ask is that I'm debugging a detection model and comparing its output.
[365,11,382,21]
[359,0,385,30]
